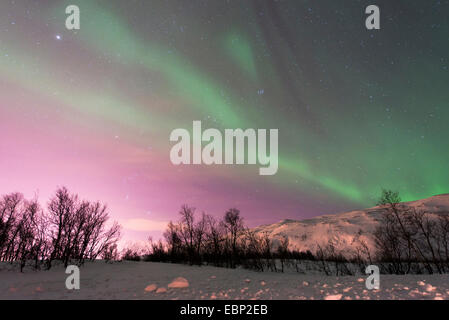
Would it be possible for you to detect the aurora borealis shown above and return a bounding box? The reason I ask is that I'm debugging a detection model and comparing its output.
[1,0,448,242]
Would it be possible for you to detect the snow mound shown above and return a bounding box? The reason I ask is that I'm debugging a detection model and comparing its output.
[324,294,343,300]
[144,284,157,292]
[168,277,189,288]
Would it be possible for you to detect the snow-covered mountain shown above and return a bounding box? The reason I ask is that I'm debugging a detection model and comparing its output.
[253,194,449,255]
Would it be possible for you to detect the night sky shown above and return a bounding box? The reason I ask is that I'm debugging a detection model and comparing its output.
[1,0,448,242]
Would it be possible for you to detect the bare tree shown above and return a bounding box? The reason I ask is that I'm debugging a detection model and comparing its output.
[437,215,449,270]
[223,208,244,268]
[261,232,276,271]
[374,189,449,274]
[102,243,119,262]
[0,193,23,262]
[178,205,196,264]
[374,189,414,274]
[0,187,121,270]
[204,215,225,266]
[47,187,76,268]
[163,221,183,261]
[277,235,289,273]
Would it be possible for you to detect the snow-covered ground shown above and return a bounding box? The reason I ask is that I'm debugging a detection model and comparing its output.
[1,261,448,300]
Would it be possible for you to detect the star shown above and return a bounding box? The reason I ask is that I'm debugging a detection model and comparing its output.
[55,34,62,40]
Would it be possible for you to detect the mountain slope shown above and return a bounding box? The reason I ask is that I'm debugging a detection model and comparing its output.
[253,194,449,256]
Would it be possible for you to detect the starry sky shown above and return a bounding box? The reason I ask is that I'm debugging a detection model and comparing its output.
[0,0,448,243]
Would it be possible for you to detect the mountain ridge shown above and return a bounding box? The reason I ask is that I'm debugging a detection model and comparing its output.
[253,193,449,255]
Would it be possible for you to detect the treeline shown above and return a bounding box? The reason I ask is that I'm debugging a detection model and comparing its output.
[374,190,449,274]
[4,186,449,275]
[0,187,121,271]
[127,205,315,272]
[127,190,449,275]
[301,189,449,275]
